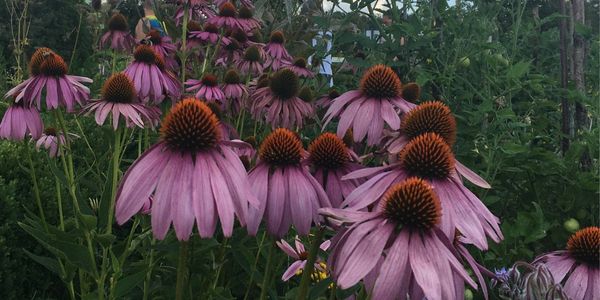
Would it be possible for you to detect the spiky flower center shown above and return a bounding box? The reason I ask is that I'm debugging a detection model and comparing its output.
[567,227,599,267]
[201,74,218,87]
[293,57,307,69]
[44,127,58,136]
[223,70,241,84]
[309,133,349,170]
[204,23,219,34]
[134,45,158,64]
[40,53,68,77]
[225,39,240,51]
[269,31,285,44]
[232,29,248,43]
[359,65,401,98]
[161,98,221,153]
[102,73,136,103]
[29,47,54,76]
[383,178,441,230]
[238,6,253,19]
[400,133,455,180]
[328,89,340,99]
[219,2,236,17]
[259,128,303,167]
[244,46,262,62]
[249,29,262,43]
[298,86,313,103]
[298,251,308,260]
[147,30,162,45]
[402,101,457,146]
[269,69,299,99]
[402,83,421,103]
[108,13,128,31]
[187,21,202,32]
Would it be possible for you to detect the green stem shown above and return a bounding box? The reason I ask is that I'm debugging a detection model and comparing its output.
[175,241,190,300]
[212,238,229,289]
[243,232,267,300]
[143,237,156,300]
[180,4,189,88]
[55,177,64,231]
[111,50,117,74]
[25,145,47,230]
[296,227,325,300]
[107,127,122,234]
[259,240,276,300]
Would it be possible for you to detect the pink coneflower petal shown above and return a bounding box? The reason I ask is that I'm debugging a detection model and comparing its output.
[0,102,43,141]
[282,260,306,281]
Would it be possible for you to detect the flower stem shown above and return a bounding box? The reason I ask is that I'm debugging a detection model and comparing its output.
[180,4,189,89]
[296,227,325,300]
[107,127,122,234]
[25,144,47,231]
[243,231,266,300]
[55,176,64,231]
[212,238,229,289]
[259,239,276,300]
[175,241,190,300]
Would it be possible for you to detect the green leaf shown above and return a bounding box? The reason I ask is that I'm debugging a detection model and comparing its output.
[94,233,116,248]
[507,61,530,79]
[23,250,62,277]
[79,213,97,231]
[113,271,146,298]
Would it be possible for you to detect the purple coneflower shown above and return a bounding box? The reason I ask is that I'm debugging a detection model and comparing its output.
[174,0,215,26]
[100,13,136,52]
[0,98,43,141]
[246,128,331,237]
[124,45,181,104]
[83,73,158,130]
[185,74,225,107]
[342,133,502,250]
[36,127,67,158]
[308,133,363,208]
[6,48,92,111]
[322,178,476,299]
[250,69,314,129]
[215,39,243,67]
[287,57,314,78]
[264,31,293,71]
[221,69,248,114]
[238,45,265,76]
[323,65,416,145]
[188,23,231,46]
[315,89,340,109]
[115,98,258,240]
[533,227,599,300]
[385,101,491,188]
[277,237,331,281]
[236,6,261,31]
[206,2,242,30]
[141,30,179,71]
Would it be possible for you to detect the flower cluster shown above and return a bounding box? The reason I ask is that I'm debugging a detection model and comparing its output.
[3,2,591,300]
